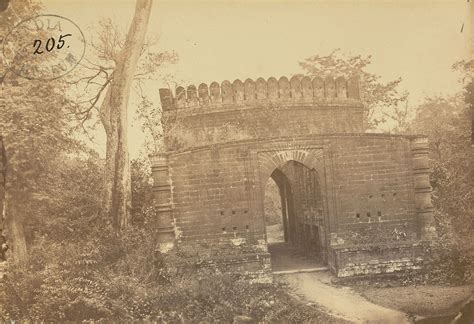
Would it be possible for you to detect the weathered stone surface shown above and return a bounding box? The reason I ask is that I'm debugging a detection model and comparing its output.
[244,78,256,101]
[175,86,186,108]
[187,85,198,107]
[325,76,336,98]
[290,75,302,99]
[347,76,360,99]
[301,76,313,98]
[256,77,267,100]
[159,88,173,110]
[278,76,290,98]
[210,81,221,103]
[154,74,435,279]
[267,77,279,99]
[233,79,245,102]
[335,76,347,99]
[160,75,361,109]
[312,76,325,99]
[198,83,210,105]
[221,80,233,104]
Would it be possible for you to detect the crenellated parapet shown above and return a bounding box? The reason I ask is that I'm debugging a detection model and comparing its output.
[159,75,361,111]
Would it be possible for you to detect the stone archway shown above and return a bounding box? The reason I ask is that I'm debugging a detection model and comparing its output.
[267,168,293,244]
[263,159,328,270]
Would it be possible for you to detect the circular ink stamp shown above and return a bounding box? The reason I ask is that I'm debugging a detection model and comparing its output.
[0,0,10,12]
[2,14,85,80]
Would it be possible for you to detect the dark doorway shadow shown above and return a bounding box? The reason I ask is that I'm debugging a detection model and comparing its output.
[264,161,328,273]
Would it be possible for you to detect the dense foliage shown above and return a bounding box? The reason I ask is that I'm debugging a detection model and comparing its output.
[403,61,473,285]
[299,49,409,130]
[0,141,344,321]
[0,158,344,322]
[263,178,282,226]
[0,0,80,263]
[0,242,344,322]
[409,95,473,239]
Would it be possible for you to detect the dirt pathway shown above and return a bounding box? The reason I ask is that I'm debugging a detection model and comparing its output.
[268,242,326,273]
[276,271,410,324]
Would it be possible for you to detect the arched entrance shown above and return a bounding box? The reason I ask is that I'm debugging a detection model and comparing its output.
[264,161,328,271]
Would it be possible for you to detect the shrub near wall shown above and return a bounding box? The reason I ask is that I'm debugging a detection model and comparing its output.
[0,226,346,322]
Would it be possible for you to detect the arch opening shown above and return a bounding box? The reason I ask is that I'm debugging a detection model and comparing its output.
[263,176,285,244]
[264,161,327,271]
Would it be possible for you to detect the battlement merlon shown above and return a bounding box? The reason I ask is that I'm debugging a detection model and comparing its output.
[159,75,361,111]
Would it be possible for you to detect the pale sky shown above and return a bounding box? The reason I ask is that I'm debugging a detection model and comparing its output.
[41,0,471,157]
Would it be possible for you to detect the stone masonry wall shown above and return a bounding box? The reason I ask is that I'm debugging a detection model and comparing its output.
[167,135,420,243]
[153,74,436,278]
[169,145,262,242]
[332,242,428,277]
[152,134,427,277]
[159,76,365,151]
[330,135,418,242]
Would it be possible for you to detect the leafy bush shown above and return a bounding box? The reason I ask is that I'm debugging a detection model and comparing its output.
[0,155,343,322]
[264,178,282,226]
[0,224,344,322]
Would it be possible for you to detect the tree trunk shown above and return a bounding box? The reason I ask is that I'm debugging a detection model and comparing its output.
[100,0,153,232]
[4,192,28,265]
[1,139,27,265]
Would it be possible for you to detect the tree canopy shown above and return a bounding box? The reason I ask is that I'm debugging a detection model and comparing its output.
[299,49,409,131]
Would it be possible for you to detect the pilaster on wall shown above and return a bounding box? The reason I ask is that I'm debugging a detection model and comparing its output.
[411,137,437,240]
[150,153,176,252]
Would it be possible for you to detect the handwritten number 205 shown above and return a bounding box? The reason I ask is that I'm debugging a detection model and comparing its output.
[33,34,72,54]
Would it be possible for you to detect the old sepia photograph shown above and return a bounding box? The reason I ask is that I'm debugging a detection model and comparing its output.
[0,0,473,322]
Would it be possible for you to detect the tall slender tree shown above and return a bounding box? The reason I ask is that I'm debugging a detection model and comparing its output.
[68,0,177,232]
[98,0,153,231]
[0,0,46,264]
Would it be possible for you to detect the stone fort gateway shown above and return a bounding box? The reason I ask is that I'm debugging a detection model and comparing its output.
[152,75,437,281]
